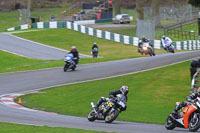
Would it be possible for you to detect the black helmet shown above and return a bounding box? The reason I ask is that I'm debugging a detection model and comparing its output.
[142,36,146,42]
[120,86,129,95]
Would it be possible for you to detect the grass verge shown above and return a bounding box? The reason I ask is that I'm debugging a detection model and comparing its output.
[18,61,191,124]
[0,8,66,32]
[0,122,108,133]
[14,29,167,59]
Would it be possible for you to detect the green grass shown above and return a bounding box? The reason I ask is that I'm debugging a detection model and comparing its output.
[0,122,108,133]
[0,50,64,73]
[14,29,166,59]
[0,8,65,32]
[18,61,191,124]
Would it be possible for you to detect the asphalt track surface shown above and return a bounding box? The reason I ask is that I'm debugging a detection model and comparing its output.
[0,50,200,133]
[0,33,91,60]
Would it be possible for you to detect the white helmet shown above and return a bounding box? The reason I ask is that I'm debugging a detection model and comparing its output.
[120,86,129,95]
[162,35,166,40]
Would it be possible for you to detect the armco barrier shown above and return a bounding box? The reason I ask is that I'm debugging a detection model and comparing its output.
[6,21,200,50]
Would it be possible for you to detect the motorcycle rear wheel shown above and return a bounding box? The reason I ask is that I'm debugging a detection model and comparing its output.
[189,114,200,132]
[165,115,175,130]
[105,109,119,123]
[88,110,96,122]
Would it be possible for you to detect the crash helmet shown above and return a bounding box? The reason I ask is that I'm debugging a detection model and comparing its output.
[120,86,129,95]
[162,35,166,40]
[142,36,146,42]
[72,46,76,49]
[94,42,97,45]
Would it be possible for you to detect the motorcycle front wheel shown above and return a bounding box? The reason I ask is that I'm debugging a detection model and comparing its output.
[88,110,96,122]
[165,115,175,130]
[64,63,69,72]
[105,109,119,123]
[189,113,200,132]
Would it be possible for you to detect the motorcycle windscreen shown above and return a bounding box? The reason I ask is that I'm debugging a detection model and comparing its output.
[182,104,197,128]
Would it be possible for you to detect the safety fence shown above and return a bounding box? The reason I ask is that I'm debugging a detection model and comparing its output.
[6,21,200,50]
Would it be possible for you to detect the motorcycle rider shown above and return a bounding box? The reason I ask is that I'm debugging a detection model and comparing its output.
[69,46,79,66]
[94,86,129,111]
[138,36,155,55]
[92,42,99,58]
[172,88,200,118]
[161,35,173,51]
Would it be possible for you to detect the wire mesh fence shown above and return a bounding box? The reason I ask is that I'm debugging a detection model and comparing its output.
[18,9,31,25]
[136,19,155,40]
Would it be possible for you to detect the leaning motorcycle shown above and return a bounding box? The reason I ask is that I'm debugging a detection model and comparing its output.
[166,44,175,53]
[92,48,98,58]
[141,42,155,56]
[88,94,126,123]
[165,97,200,132]
[63,54,76,72]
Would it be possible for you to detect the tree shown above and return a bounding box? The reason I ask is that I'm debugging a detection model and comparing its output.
[113,0,121,15]
[136,0,144,20]
[151,0,162,27]
[188,0,200,7]
[27,0,31,10]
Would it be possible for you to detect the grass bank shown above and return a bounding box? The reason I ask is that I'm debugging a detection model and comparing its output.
[0,8,65,32]
[18,61,191,124]
[14,29,166,59]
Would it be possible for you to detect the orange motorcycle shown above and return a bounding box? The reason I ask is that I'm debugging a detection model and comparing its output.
[165,97,200,132]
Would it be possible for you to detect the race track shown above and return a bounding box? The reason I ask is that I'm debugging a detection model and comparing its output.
[0,49,200,133]
[0,33,91,60]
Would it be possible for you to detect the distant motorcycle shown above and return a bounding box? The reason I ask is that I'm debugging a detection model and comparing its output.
[63,54,76,72]
[165,97,200,132]
[92,48,98,58]
[88,94,127,123]
[140,42,155,56]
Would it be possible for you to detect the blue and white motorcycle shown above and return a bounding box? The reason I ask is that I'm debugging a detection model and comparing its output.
[64,54,76,72]
[163,40,175,53]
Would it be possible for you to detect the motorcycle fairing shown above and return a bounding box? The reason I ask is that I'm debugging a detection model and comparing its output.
[183,104,197,128]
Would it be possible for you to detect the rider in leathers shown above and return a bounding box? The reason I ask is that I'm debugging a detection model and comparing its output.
[138,36,155,55]
[95,86,129,111]
[172,88,200,118]
[69,46,79,65]
[161,35,173,51]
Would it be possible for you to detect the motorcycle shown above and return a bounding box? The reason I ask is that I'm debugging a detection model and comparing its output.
[92,48,98,58]
[88,94,126,123]
[166,44,175,53]
[140,42,155,56]
[165,97,200,132]
[63,54,76,72]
